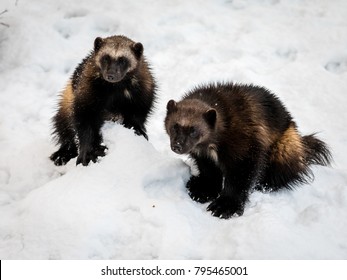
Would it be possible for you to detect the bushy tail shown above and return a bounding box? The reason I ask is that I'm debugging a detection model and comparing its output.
[258,123,332,192]
[302,134,332,166]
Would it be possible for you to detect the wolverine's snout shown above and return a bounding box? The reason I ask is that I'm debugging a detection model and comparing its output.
[103,70,124,83]
[171,142,183,154]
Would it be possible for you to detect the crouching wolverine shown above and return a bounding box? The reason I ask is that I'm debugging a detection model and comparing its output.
[50,35,156,166]
[165,82,331,219]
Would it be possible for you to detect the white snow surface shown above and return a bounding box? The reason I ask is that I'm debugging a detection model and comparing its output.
[0,0,347,259]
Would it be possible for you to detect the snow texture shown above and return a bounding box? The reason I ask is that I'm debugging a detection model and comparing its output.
[0,0,347,259]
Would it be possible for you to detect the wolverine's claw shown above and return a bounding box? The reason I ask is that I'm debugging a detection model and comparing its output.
[207,196,244,219]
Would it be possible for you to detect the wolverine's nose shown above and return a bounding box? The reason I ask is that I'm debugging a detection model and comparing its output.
[172,143,183,154]
[107,74,116,81]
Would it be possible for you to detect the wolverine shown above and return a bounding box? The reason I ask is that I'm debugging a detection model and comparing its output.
[50,35,156,166]
[165,82,331,219]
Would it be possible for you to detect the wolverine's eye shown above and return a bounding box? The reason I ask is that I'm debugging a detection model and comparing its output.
[101,55,111,63]
[190,127,199,138]
[117,56,127,66]
[101,55,111,65]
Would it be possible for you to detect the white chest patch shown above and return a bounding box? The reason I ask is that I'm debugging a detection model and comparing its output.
[131,77,139,87]
[193,144,219,164]
[124,88,131,99]
[207,144,219,163]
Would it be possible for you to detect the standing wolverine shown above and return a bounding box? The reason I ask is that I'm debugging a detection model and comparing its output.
[50,35,156,166]
[165,82,331,219]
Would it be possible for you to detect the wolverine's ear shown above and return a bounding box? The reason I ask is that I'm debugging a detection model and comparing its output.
[167,100,178,114]
[94,37,104,52]
[203,109,217,128]
[132,42,143,59]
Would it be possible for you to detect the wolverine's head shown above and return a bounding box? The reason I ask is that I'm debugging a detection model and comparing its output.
[165,99,217,155]
[94,35,143,83]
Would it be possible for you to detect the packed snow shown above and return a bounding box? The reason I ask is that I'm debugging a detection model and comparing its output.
[0,0,347,259]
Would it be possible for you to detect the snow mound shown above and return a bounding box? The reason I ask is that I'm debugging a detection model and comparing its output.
[0,125,191,259]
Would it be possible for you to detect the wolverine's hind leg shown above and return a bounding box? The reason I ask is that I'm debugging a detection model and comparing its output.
[257,122,329,191]
[50,110,78,166]
[50,82,78,166]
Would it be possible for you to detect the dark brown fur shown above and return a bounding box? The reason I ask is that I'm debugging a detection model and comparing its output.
[51,35,156,166]
[165,82,331,219]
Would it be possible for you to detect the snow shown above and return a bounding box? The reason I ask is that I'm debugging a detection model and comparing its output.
[0,0,347,259]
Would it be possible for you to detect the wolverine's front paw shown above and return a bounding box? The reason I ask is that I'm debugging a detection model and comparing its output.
[207,196,244,219]
[76,152,97,166]
[50,146,78,166]
[76,145,107,166]
[187,176,220,203]
[94,144,108,157]
[123,121,148,140]
[134,128,148,140]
